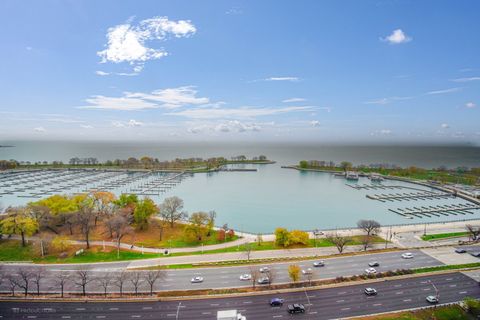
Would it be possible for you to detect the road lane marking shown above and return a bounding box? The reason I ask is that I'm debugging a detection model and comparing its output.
[338,292,347,295]
[373,303,382,306]
[27,317,37,319]
[61,317,71,319]
[131,316,141,318]
[394,284,402,287]
[273,316,283,318]
[460,291,468,294]
[96,316,106,319]
[336,300,345,303]
[202,312,211,315]
[76,308,85,311]
[450,284,457,287]
[142,307,152,310]
[396,291,403,295]
[341,307,350,311]
[309,311,318,315]
[403,299,411,302]
[109,308,118,310]
[210,303,219,306]
[243,301,252,304]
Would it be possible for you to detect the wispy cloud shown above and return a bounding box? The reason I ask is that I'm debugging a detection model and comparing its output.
[111,119,144,128]
[381,29,412,44]
[451,77,480,82]
[95,71,110,76]
[166,106,313,119]
[364,96,412,105]
[426,87,461,95]
[97,16,196,73]
[370,129,392,136]
[310,120,320,127]
[441,123,450,129]
[283,98,306,103]
[466,102,476,109]
[78,86,209,111]
[263,76,300,82]
[34,126,46,133]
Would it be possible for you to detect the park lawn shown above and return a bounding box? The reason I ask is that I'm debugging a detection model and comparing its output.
[414,262,480,274]
[421,232,469,241]
[362,304,470,320]
[0,240,36,261]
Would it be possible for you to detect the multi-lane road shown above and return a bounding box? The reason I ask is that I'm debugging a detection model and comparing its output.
[1,272,478,319]
[0,249,444,294]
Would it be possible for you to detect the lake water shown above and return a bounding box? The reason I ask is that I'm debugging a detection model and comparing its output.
[1,163,477,233]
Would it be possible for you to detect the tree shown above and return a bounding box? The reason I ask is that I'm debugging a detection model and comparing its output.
[108,214,133,258]
[32,268,45,296]
[113,271,128,297]
[340,161,353,172]
[5,274,18,296]
[265,268,276,287]
[289,230,309,245]
[249,266,260,289]
[144,270,165,296]
[51,235,71,253]
[0,208,39,247]
[75,197,96,249]
[466,225,480,241]
[360,235,372,251]
[257,234,263,246]
[133,198,158,230]
[326,234,352,253]
[184,211,210,242]
[54,272,70,298]
[244,243,253,261]
[114,194,138,210]
[91,191,116,226]
[288,264,301,283]
[216,229,226,242]
[75,269,92,296]
[96,275,112,297]
[275,228,290,247]
[130,272,144,296]
[159,196,187,228]
[299,160,308,169]
[357,220,381,237]
[16,268,32,297]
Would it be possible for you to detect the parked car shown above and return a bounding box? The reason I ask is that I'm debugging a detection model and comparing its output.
[313,261,325,267]
[190,276,204,283]
[259,267,270,273]
[365,267,377,275]
[239,274,252,281]
[257,277,270,284]
[426,295,439,304]
[287,304,305,314]
[302,268,313,275]
[270,298,284,306]
[368,261,380,267]
[364,288,377,296]
[401,252,414,259]
[470,252,480,257]
[455,248,467,254]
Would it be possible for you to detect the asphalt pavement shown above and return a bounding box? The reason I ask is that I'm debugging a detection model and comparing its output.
[0,272,478,319]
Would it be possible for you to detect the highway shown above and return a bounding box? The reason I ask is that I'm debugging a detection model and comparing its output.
[0,249,444,294]
[0,272,478,319]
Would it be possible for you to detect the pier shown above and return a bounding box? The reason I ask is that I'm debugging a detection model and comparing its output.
[366,191,455,202]
[389,203,480,219]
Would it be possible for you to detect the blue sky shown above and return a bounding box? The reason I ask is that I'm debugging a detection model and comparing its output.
[0,0,479,143]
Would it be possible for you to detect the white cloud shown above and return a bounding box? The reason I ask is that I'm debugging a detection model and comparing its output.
[382,29,412,44]
[96,71,110,76]
[370,129,392,136]
[78,86,208,111]
[215,120,261,133]
[426,87,460,95]
[364,96,412,105]
[466,102,476,108]
[310,120,320,127]
[34,126,46,133]
[451,77,480,82]
[111,119,144,128]
[441,123,450,129]
[264,77,299,82]
[97,16,196,72]
[226,7,243,15]
[167,106,312,119]
[283,98,306,103]
[80,125,94,129]
[26,46,33,51]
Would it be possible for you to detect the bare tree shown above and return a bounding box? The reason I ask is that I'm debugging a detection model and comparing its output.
[75,269,92,296]
[357,220,381,236]
[305,271,313,286]
[326,234,352,253]
[31,268,45,296]
[96,275,112,297]
[16,268,32,297]
[54,272,70,298]
[108,214,134,258]
[159,196,188,228]
[76,202,96,249]
[466,224,480,241]
[5,274,17,296]
[129,271,144,296]
[113,271,128,297]
[248,266,260,289]
[144,270,165,296]
[265,267,276,288]
[360,235,372,251]
[244,243,253,261]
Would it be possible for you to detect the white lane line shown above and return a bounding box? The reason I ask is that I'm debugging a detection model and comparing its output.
[273,316,283,318]
[96,316,106,319]
[341,307,350,311]
[338,291,347,295]
[450,284,457,287]
[210,303,220,306]
[403,299,411,302]
[61,317,71,319]
[202,312,211,315]
[27,317,37,319]
[423,288,431,291]
[460,291,468,294]
[309,311,318,315]
[166,314,176,317]
[394,284,402,287]
[220,276,229,278]
[373,303,382,306]
[109,308,119,311]
[396,291,403,295]
[131,316,141,318]
[76,308,85,311]
[243,301,253,304]
[446,278,453,281]
[142,307,152,310]
[336,299,345,303]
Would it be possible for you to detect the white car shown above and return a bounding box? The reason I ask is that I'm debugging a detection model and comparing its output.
[259,267,270,273]
[239,273,252,281]
[190,276,204,283]
[426,295,439,304]
[257,277,270,284]
[401,252,414,259]
[302,268,313,275]
[313,261,325,267]
[365,267,377,275]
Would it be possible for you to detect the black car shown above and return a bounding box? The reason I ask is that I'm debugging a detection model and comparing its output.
[287,304,305,314]
[455,248,467,254]
[270,298,284,306]
[470,252,480,257]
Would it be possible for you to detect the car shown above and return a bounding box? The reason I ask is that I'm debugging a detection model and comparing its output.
[470,252,480,257]
[364,288,377,296]
[365,267,377,274]
[455,248,467,254]
[190,276,204,283]
[287,304,305,314]
[259,267,270,273]
[368,261,379,267]
[401,252,414,259]
[270,298,284,306]
[302,268,313,275]
[257,277,270,284]
[239,273,252,281]
[426,295,439,304]
[313,261,325,267]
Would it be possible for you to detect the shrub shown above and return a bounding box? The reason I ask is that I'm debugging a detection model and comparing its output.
[216,229,226,242]
[51,235,71,253]
[226,229,235,240]
[275,228,290,247]
[464,297,480,316]
[289,230,309,245]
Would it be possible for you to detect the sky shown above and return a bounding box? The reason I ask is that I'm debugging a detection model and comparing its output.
[0,0,479,144]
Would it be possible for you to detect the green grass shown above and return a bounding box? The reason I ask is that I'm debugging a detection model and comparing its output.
[367,304,470,320]
[421,232,469,241]
[34,250,162,263]
[0,240,35,261]
[414,262,480,274]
